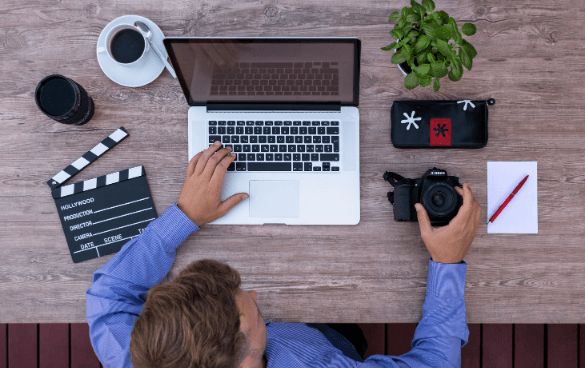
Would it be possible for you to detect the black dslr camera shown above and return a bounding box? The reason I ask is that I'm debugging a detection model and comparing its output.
[383,168,463,226]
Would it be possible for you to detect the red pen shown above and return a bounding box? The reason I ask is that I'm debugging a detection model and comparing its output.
[488,175,530,224]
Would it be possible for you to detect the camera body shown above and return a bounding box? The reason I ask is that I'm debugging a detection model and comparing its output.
[383,168,463,226]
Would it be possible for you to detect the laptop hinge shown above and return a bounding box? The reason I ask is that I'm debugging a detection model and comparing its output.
[206,103,342,112]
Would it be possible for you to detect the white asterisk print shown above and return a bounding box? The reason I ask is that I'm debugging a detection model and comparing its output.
[457,100,476,111]
[401,111,421,130]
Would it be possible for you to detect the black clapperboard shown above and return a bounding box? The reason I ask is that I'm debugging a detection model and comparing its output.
[48,127,158,263]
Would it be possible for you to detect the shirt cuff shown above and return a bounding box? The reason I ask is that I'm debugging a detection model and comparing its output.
[150,204,200,250]
[426,258,467,298]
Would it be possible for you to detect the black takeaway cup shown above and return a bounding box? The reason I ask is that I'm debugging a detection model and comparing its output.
[35,74,95,125]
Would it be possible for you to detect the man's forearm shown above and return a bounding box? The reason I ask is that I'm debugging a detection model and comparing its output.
[87,204,198,297]
[85,204,199,366]
[409,259,469,367]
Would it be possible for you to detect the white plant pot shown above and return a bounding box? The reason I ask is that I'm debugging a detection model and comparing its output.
[397,62,409,77]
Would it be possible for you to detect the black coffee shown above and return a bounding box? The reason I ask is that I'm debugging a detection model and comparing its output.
[110,29,145,64]
[39,77,76,116]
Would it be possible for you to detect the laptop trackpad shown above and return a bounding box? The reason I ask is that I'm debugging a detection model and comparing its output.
[249,181,300,218]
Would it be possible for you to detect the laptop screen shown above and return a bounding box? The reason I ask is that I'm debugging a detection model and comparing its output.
[163,38,360,106]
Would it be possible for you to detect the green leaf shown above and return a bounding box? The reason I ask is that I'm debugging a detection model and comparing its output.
[406,12,420,22]
[402,43,413,58]
[433,77,440,91]
[390,29,404,39]
[401,6,414,17]
[407,30,420,38]
[434,11,449,25]
[436,39,452,58]
[460,39,477,58]
[381,42,399,51]
[398,39,410,47]
[422,23,438,38]
[433,25,453,40]
[422,0,435,12]
[448,17,458,31]
[461,23,477,36]
[427,52,436,62]
[414,34,431,52]
[420,75,432,87]
[417,52,428,65]
[415,4,427,16]
[410,1,426,17]
[416,64,431,76]
[453,29,463,44]
[402,22,414,34]
[389,11,400,22]
[431,62,448,77]
[448,69,462,81]
[459,48,473,70]
[398,17,406,28]
[451,57,463,77]
[391,51,407,64]
[404,72,419,89]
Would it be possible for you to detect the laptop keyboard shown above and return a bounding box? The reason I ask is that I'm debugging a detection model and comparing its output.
[208,120,340,172]
[210,62,339,96]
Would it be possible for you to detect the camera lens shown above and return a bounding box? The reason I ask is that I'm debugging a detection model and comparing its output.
[431,192,446,207]
[421,182,459,220]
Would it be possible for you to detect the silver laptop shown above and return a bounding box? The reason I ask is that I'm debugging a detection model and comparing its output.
[164,38,360,225]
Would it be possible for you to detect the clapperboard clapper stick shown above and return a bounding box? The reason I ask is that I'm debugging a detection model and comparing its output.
[48,127,158,263]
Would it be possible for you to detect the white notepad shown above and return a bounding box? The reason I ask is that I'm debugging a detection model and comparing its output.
[487,161,538,234]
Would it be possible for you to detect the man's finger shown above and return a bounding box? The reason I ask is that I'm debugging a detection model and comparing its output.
[460,182,475,209]
[454,186,463,196]
[194,142,222,176]
[210,153,236,185]
[415,203,433,238]
[202,147,232,179]
[218,192,249,215]
[187,151,204,177]
[474,203,482,226]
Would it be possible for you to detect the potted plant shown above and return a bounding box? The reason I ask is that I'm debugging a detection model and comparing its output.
[381,0,477,91]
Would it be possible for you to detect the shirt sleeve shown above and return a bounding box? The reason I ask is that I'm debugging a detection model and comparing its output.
[85,204,199,368]
[359,259,468,368]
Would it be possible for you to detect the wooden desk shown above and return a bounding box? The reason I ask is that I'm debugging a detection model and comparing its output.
[1,0,584,323]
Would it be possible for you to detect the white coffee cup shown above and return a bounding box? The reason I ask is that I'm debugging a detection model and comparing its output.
[97,24,150,67]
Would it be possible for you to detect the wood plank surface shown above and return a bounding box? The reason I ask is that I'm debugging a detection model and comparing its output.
[514,324,544,368]
[547,324,578,368]
[0,324,5,368]
[461,324,480,368]
[482,324,512,368]
[579,324,585,368]
[70,323,101,368]
[39,324,69,368]
[358,323,386,358]
[7,324,37,368]
[386,323,417,357]
[1,0,585,323]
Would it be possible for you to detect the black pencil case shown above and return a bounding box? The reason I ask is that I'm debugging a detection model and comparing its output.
[390,99,495,149]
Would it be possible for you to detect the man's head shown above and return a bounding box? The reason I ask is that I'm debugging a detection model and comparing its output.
[130,259,267,368]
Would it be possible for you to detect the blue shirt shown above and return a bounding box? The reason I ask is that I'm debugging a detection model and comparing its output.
[87,205,469,368]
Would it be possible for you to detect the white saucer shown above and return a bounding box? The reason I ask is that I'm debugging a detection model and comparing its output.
[97,15,166,87]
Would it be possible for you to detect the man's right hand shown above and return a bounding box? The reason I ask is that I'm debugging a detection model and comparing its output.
[415,182,482,264]
[177,142,249,227]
